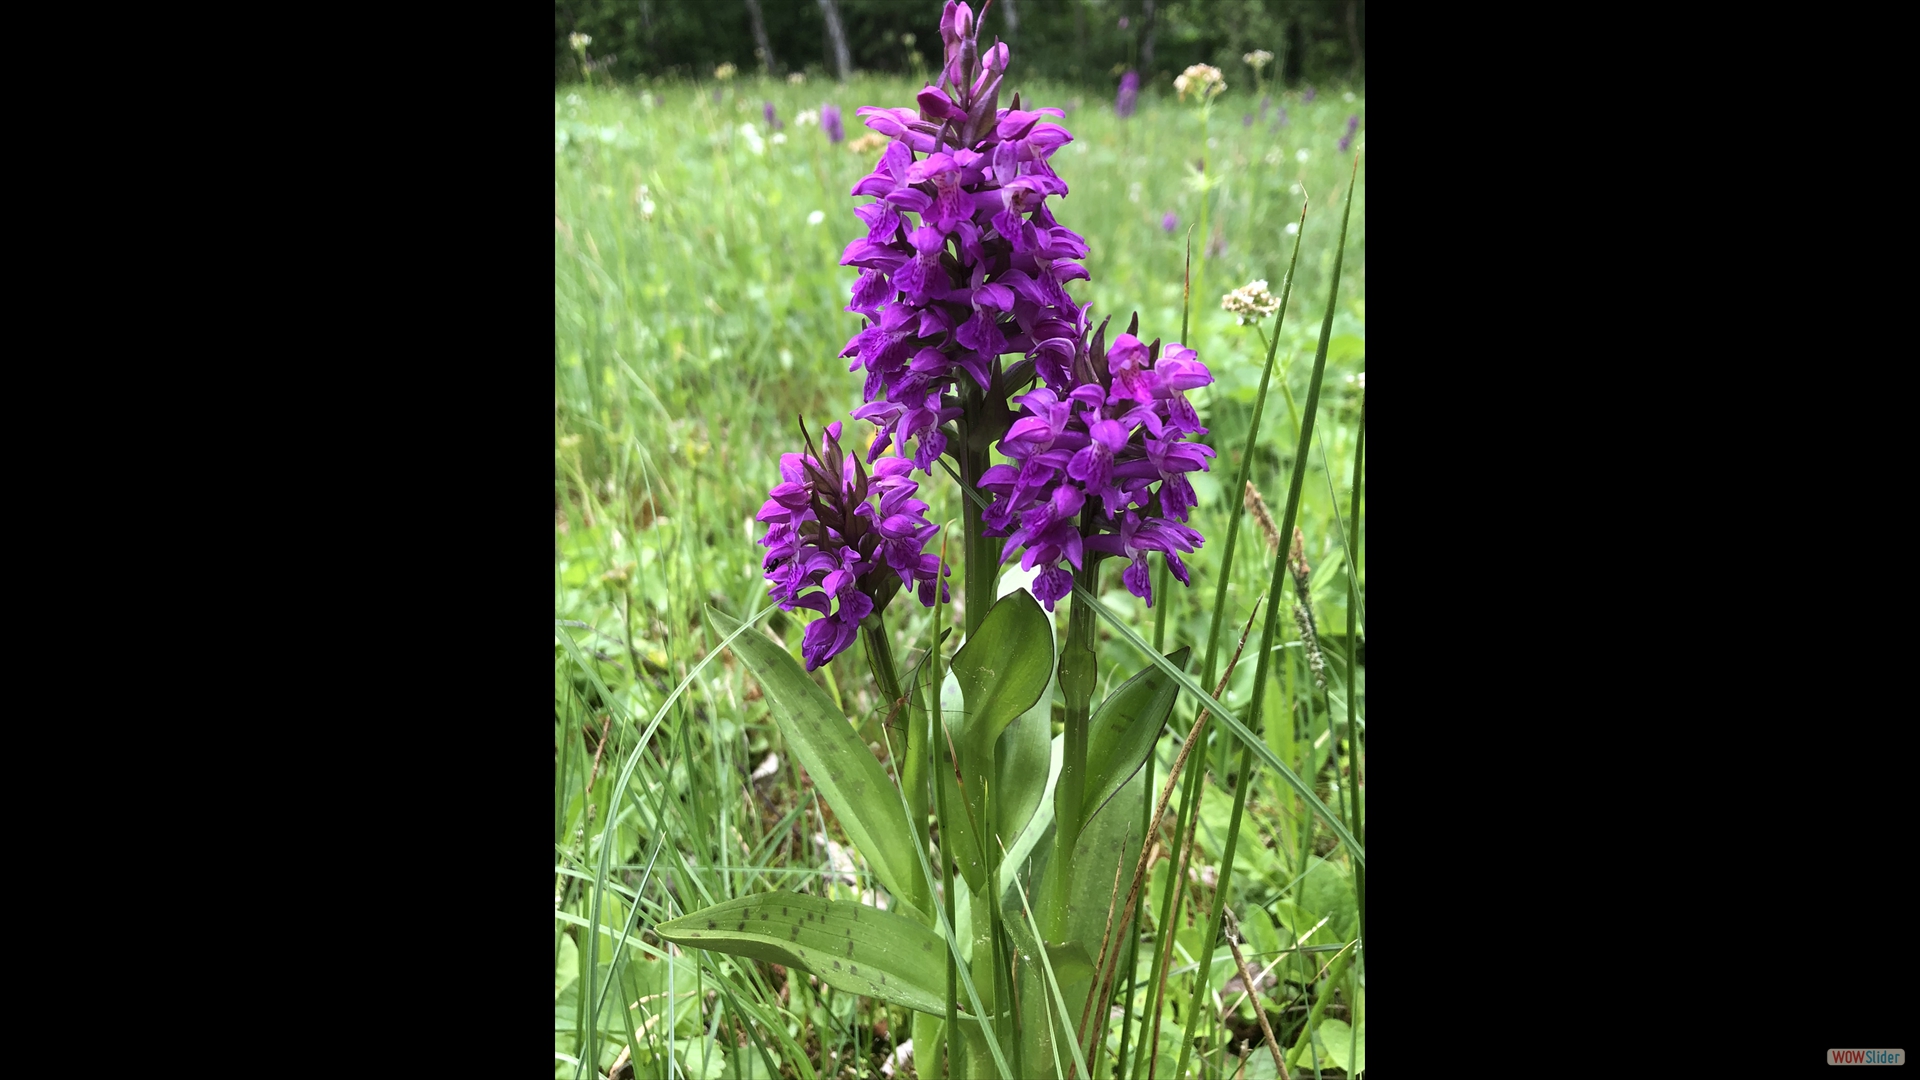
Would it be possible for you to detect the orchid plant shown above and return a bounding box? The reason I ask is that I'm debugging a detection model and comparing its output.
[648,5,1363,1078]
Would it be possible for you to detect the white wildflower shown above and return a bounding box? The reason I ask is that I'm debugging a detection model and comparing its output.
[806,210,826,226]
[1174,63,1226,102]
[568,32,592,54]
[1296,147,1310,163]
[1285,221,1299,235]
[1343,91,1357,102]
[737,122,764,155]
[640,91,656,108]
[770,131,787,145]
[787,72,807,85]
[1243,49,1273,71]
[795,108,820,127]
[714,62,737,81]
[565,93,581,106]
[1221,279,1281,324]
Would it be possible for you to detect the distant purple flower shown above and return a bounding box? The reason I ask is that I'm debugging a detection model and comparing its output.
[821,103,844,143]
[1260,95,1271,121]
[1242,113,1253,127]
[1302,85,1316,103]
[758,421,948,669]
[981,324,1214,609]
[1273,106,1289,128]
[1118,15,1130,29]
[1116,70,1139,118]
[1339,114,1358,152]
[765,101,783,130]
[1160,212,1177,233]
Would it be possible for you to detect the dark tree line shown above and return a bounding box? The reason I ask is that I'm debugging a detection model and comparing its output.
[555,0,1364,90]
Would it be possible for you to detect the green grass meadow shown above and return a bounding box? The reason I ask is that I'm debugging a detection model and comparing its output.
[556,73,1365,1080]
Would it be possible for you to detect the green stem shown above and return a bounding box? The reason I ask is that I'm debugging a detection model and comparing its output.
[1202,201,1306,790]
[1111,742,1157,1080]
[1170,738,1256,1080]
[959,392,999,642]
[1139,749,1203,1080]
[925,558,961,1079]
[1345,399,1364,950]
[1046,534,1101,943]
[864,618,931,919]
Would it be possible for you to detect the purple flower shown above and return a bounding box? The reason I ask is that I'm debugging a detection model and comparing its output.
[1339,114,1358,152]
[834,0,1088,478]
[1260,94,1271,121]
[758,421,948,669]
[764,101,784,130]
[1272,106,1289,129]
[1161,211,1178,233]
[821,103,844,143]
[981,321,1215,610]
[1116,71,1139,118]
[1118,15,1129,29]
[1242,113,1253,127]
[1303,85,1316,103]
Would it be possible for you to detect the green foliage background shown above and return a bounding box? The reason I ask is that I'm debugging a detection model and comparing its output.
[556,0,1365,91]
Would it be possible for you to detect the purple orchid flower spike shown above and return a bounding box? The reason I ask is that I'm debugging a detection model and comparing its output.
[1161,211,1178,233]
[1116,70,1139,118]
[828,0,1093,478]
[821,103,844,143]
[981,325,1215,611]
[1339,113,1359,152]
[757,421,948,669]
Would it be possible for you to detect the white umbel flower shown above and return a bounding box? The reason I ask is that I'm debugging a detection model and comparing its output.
[1220,279,1281,325]
[1174,63,1226,102]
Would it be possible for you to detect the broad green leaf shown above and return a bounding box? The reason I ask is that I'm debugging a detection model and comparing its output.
[707,607,922,919]
[1067,585,1364,866]
[1042,939,1093,985]
[949,590,1054,773]
[1297,856,1358,941]
[1082,646,1190,821]
[938,765,986,893]
[656,891,950,1015]
[673,1037,729,1080]
[1067,766,1145,962]
[994,703,1052,849]
[555,931,579,1000]
[999,734,1062,899]
[1312,1018,1365,1073]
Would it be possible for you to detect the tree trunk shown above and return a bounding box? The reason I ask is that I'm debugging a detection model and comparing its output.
[1138,0,1157,74]
[817,0,851,82]
[1072,0,1086,60]
[745,0,776,74]
[1346,0,1364,81]
[1001,0,1018,45]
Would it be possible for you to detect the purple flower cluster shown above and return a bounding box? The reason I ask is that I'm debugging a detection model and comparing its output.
[758,422,949,670]
[1115,71,1139,118]
[1339,114,1359,153]
[821,103,845,144]
[764,102,784,131]
[837,0,1085,473]
[979,322,1213,609]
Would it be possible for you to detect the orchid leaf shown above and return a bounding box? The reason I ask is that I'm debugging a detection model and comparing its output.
[707,607,924,918]
[657,892,949,1015]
